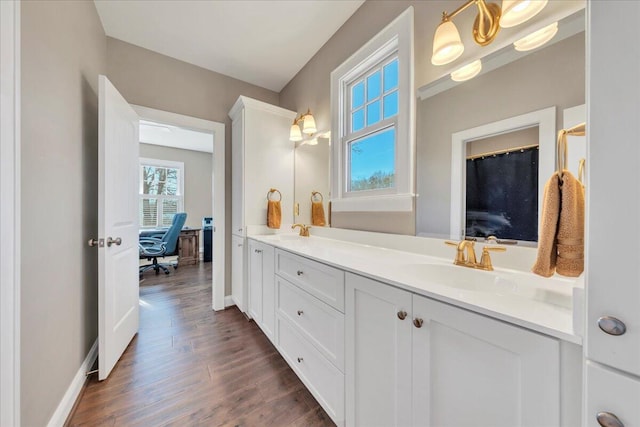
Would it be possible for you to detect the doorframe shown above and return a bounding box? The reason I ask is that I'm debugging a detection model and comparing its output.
[0,0,21,425]
[131,105,226,311]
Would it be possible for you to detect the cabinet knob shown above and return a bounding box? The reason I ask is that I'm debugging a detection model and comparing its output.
[297,357,303,363]
[413,318,424,328]
[297,270,304,276]
[238,228,242,232]
[397,310,407,320]
[597,412,624,427]
[598,316,627,336]
[297,310,303,316]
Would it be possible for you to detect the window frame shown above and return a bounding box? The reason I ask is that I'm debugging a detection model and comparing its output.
[330,6,415,212]
[139,157,185,228]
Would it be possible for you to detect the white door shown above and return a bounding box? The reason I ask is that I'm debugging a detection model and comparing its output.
[97,75,140,380]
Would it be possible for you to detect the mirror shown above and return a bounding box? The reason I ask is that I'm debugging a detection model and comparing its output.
[416,8,585,242]
[294,133,331,226]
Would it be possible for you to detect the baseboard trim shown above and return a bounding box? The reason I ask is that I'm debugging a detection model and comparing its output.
[47,339,98,427]
[224,295,235,308]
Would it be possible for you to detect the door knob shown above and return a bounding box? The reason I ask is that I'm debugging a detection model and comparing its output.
[106,237,122,247]
[597,412,624,427]
[598,316,626,336]
[88,238,104,247]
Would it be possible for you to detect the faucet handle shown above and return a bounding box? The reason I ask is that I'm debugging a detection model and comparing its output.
[444,241,459,247]
[480,246,506,271]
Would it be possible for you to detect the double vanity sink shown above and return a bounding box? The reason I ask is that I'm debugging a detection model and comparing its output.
[246,230,583,426]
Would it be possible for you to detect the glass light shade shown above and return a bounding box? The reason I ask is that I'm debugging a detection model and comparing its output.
[500,0,548,28]
[450,60,482,82]
[289,123,303,142]
[302,113,317,135]
[514,22,558,51]
[431,19,464,66]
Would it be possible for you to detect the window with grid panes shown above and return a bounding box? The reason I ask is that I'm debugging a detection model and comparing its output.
[139,158,184,228]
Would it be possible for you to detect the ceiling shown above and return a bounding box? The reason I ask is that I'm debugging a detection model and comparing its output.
[94,0,365,92]
[140,120,213,153]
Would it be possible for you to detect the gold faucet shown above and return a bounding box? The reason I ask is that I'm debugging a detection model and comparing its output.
[292,223,310,237]
[445,240,506,271]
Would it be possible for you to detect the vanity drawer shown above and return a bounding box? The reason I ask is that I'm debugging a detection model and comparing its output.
[277,316,345,425]
[275,249,345,312]
[277,276,345,372]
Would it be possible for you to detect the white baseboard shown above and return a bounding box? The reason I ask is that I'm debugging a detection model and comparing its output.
[224,295,235,308]
[47,339,98,427]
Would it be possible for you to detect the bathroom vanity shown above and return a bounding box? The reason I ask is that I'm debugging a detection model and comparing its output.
[245,230,583,427]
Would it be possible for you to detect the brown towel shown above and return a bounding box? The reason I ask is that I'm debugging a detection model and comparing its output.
[532,171,584,277]
[267,200,281,229]
[311,201,326,226]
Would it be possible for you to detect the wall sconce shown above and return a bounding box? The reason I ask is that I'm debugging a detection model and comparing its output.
[289,108,317,142]
[431,0,548,66]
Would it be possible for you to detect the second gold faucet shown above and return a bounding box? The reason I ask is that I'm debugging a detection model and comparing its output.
[292,223,311,237]
[445,240,506,271]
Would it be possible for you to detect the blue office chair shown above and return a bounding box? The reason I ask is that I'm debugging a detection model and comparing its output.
[139,212,187,276]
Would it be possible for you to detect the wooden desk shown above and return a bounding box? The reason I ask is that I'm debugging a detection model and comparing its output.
[178,228,200,266]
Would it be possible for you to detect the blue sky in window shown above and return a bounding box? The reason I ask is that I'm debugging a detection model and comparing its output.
[352,81,364,109]
[350,128,395,180]
[384,59,398,92]
[367,71,381,101]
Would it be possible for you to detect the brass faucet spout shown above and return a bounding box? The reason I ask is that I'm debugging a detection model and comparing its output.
[292,223,310,237]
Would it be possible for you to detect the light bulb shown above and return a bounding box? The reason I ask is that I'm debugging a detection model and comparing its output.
[450,60,482,82]
[513,22,558,51]
[431,19,464,66]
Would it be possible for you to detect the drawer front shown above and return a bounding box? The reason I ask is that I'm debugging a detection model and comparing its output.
[275,249,345,312]
[586,360,640,427]
[277,277,344,371]
[277,316,345,425]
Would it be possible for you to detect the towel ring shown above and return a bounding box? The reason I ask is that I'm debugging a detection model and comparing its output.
[578,158,586,184]
[311,191,323,203]
[556,122,586,180]
[267,188,282,202]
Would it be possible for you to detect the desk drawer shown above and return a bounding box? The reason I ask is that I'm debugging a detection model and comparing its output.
[277,277,344,371]
[275,249,345,312]
[277,316,344,425]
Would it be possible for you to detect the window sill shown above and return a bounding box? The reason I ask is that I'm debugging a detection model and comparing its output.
[331,193,415,213]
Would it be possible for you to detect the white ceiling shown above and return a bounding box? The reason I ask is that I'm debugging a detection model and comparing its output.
[94,0,365,92]
[140,120,213,153]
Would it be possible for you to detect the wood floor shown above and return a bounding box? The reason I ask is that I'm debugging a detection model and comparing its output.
[67,262,335,427]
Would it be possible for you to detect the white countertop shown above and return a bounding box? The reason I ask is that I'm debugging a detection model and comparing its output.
[249,233,582,345]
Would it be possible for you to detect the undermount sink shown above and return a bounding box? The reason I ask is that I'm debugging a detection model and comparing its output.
[400,263,573,309]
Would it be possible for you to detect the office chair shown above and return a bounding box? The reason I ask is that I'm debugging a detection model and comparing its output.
[139,212,187,276]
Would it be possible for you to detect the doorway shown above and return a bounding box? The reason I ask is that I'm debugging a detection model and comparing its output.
[132,105,225,311]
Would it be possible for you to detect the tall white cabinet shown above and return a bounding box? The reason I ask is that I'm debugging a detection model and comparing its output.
[229,96,296,312]
[585,2,640,426]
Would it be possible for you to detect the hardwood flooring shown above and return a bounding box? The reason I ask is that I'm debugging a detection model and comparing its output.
[67,263,335,427]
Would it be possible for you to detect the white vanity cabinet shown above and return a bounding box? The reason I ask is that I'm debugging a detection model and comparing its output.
[248,239,275,342]
[228,96,296,312]
[346,272,562,427]
[274,249,345,426]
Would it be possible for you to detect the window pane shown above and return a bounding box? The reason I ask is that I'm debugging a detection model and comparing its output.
[349,127,395,192]
[352,109,364,132]
[140,198,158,227]
[352,81,364,109]
[366,100,381,126]
[383,59,399,92]
[383,91,398,119]
[161,199,179,227]
[366,71,381,101]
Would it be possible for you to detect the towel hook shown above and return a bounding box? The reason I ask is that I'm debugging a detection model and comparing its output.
[311,191,323,203]
[267,188,282,202]
[556,122,586,181]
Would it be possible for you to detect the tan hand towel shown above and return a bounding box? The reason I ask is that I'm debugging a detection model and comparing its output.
[311,201,326,226]
[267,200,281,229]
[532,170,585,277]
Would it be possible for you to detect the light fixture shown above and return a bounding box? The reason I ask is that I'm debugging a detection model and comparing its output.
[289,108,316,141]
[431,0,548,66]
[451,59,482,82]
[513,21,558,51]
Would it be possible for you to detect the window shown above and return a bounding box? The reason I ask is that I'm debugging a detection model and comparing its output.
[139,158,184,228]
[331,7,414,212]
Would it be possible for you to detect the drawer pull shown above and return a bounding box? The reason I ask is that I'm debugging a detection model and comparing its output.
[598,316,626,336]
[297,310,304,316]
[413,318,424,328]
[297,357,304,363]
[597,411,624,427]
[297,270,304,276]
[397,310,407,320]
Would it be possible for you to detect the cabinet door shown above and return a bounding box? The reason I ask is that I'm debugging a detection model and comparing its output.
[261,244,276,342]
[231,235,245,312]
[586,361,640,427]
[248,240,263,323]
[412,295,560,427]
[231,111,244,235]
[345,273,412,427]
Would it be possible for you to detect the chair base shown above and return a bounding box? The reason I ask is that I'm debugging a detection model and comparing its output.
[139,255,178,278]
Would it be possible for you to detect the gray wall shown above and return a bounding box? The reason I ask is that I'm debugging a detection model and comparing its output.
[139,144,213,234]
[417,33,585,237]
[106,38,279,296]
[20,1,106,425]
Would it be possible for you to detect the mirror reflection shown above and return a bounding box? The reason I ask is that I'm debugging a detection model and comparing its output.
[294,134,330,226]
